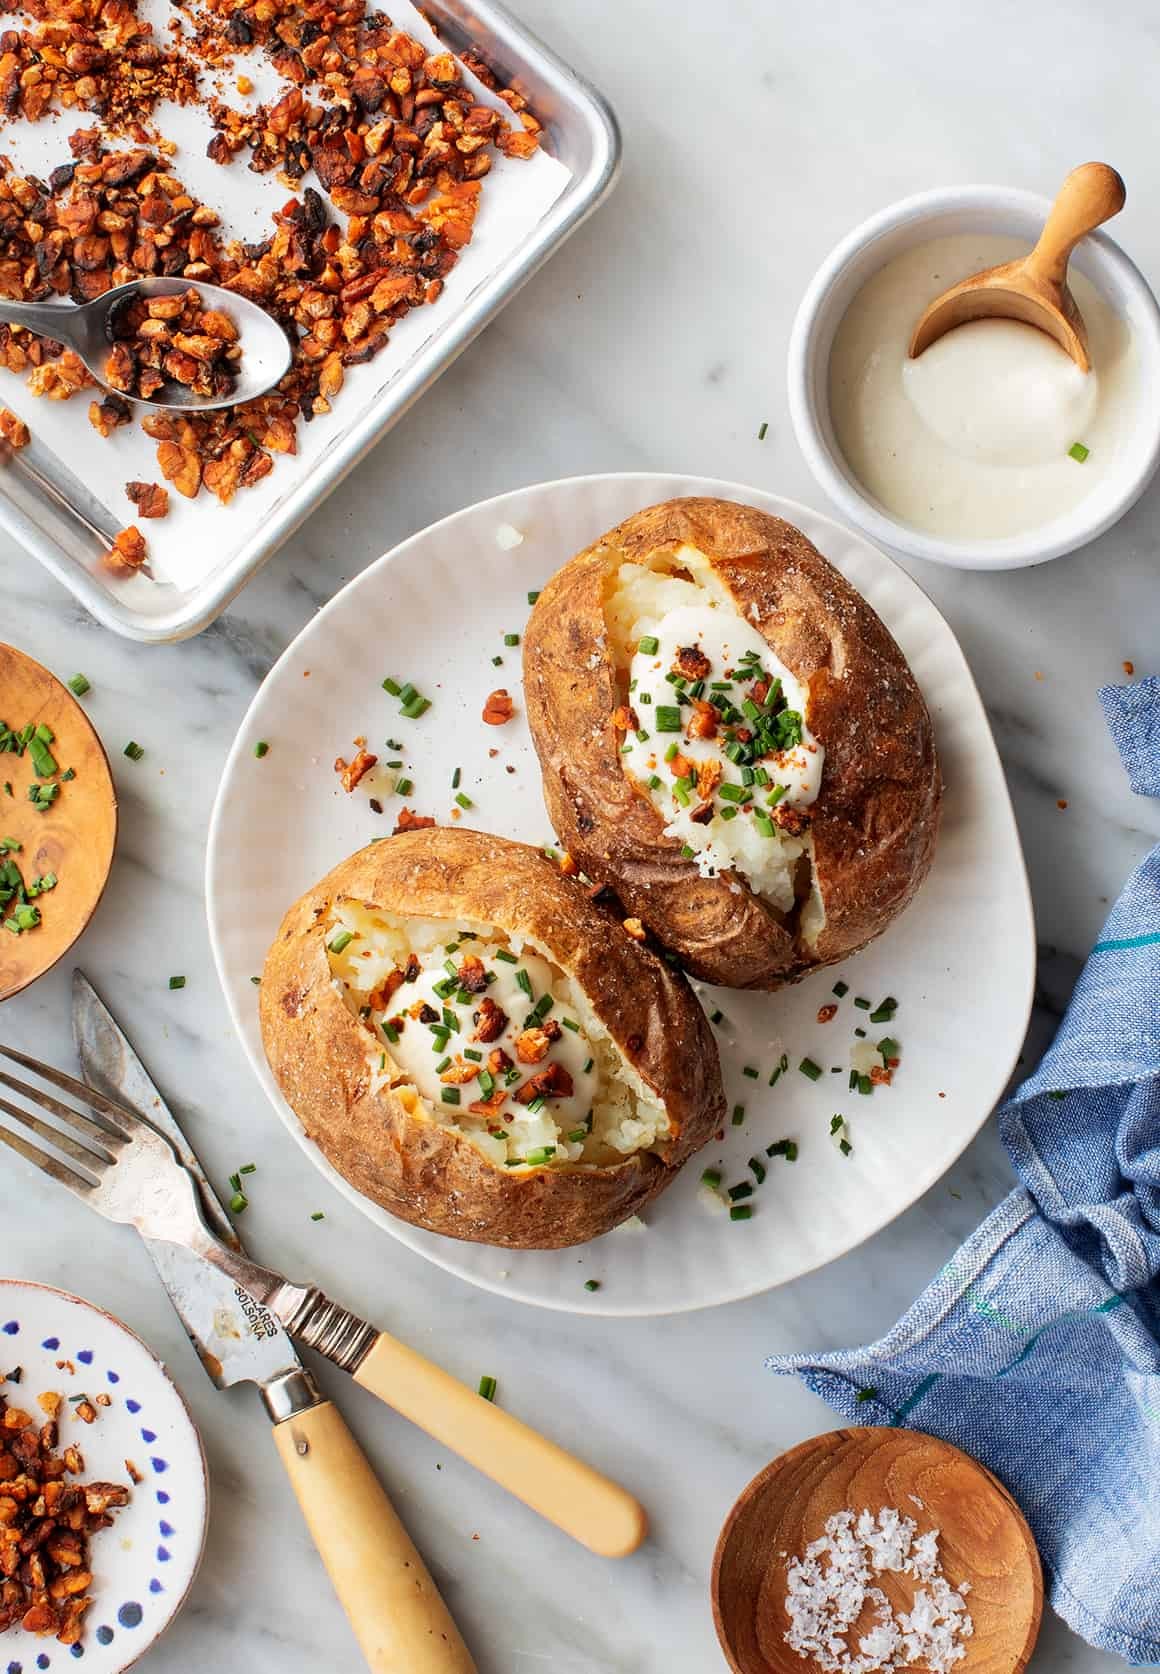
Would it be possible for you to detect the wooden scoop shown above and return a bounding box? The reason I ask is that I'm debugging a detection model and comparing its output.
[0,645,117,1001]
[909,163,1126,371]
[712,1427,1043,1674]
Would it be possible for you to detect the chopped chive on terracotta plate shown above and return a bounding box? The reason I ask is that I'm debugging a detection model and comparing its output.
[206,473,1035,1317]
[0,1280,207,1672]
[0,645,117,1002]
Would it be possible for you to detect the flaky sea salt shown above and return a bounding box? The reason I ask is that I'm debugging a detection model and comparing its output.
[784,1507,972,1674]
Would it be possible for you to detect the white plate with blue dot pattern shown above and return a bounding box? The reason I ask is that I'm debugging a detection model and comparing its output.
[0,1281,207,1673]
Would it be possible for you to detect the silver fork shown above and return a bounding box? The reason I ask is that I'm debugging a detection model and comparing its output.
[0,1042,649,1558]
[0,1042,373,1366]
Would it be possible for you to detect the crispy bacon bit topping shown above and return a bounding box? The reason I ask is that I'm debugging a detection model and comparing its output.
[622,917,646,941]
[557,851,578,876]
[368,969,405,1012]
[869,1065,893,1086]
[473,997,508,1043]
[402,955,421,983]
[105,525,147,574]
[689,802,714,825]
[482,689,515,726]
[514,1020,561,1064]
[0,408,30,449]
[771,803,811,837]
[816,1003,839,1024]
[468,1088,509,1119]
[696,759,722,801]
[514,1060,574,1104]
[686,698,719,741]
[439,1056,479,1086]
[334,748,378,793]
[611,705,639,733]
[393,807,436,834]
[412,1001,440,1024]
[487,1046,513,1076]
[672,644,711,681]
[125,480,169,519]
[456,954,487,993]
[0,1385,130,1646]
[667,751,695,779]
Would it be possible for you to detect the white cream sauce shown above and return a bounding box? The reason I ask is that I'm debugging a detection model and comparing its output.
[829,235,1137,539]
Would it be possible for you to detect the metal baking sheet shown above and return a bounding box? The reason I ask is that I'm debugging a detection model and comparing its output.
[0,0,620,641]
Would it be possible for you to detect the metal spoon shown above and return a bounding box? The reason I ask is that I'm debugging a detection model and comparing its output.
[908,163,1126,372]
[0,275,292,410]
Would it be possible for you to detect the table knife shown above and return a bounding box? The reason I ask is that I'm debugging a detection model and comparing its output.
[72,969,478,1674]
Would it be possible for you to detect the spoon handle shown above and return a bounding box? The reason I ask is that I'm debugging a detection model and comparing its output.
[1028,162,1126,286]
[0,297,84,345]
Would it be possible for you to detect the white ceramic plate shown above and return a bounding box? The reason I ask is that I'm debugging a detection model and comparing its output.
[0,1280,207,1672]
[206,473,1035,1317]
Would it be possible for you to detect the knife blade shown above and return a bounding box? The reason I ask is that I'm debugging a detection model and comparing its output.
[70,968,479,1674]
[71,969,300,1396]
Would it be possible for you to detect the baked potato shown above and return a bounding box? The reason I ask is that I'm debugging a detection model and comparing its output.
[523,497,940,989]
[260,827,725,1249]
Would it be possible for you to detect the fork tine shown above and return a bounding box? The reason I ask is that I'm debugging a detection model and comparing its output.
[0,1119,95,1199]
[0,1070,123,1151]
[0,1044,136,1134]
[0,1094,110,1174]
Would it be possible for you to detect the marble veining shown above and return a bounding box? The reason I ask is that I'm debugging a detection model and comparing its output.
[4,0,1160,1668]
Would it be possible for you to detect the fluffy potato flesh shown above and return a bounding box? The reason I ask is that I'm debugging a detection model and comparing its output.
[606,546,825,936]
[328,901,672,1172]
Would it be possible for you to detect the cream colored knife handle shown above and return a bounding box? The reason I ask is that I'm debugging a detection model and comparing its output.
[272,1400,478,1674]
[353,1333,648,1559]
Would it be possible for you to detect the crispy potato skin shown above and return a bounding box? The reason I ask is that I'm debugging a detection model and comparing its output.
[522,497,941,988]
[260,827,725,1250]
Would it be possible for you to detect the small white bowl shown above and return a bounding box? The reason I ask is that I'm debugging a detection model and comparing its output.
[787,185,1160,569]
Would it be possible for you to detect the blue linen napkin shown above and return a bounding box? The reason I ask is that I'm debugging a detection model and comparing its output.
[767,678,1160,1664]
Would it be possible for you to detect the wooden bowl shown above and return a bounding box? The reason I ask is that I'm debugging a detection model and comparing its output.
[0,644,117,1000]
[712,1427,1042,1674]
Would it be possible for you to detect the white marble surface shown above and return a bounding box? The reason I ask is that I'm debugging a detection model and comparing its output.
[4,1,1160,1668]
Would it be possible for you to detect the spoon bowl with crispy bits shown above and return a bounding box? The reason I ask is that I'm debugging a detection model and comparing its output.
[0,277,291,411]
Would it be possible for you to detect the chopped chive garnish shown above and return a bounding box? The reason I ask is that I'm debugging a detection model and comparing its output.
[455,792,473,810]
[434,1055,452,1073]
[401,695,430,719]
[168,975,185,990]
[494,948,517,963]
[854,996,871,1010]
[655,706,682,732]
[637,635,659,655]
[855,1386,877,1403]
[492,655,503,666]
[878,1036,900,1062]
[310,1211,325,1221]
[700,1168,722,1190]
[757,420,768,440]
[858,1074,873,1095]
[523,1146,555,1164]
[561,1016,580,1032]
[396,777,413,795]
[753,813,775,838]
[767,1139,798,1161]
[1068,440,1090,462]
[67,673,90,697]
[229,1192,248,1214]
[748,1156,766,1184]
[869,997,898,1024]
[731,1103,745,1125]
[584,1279,600,1292]
[742,1065,758,1080]
[832,980,849,997]
[647,773,662,789]
[441,1087,461,1106]
[123,740,144,761]
[582,1057,594,1074]
[566,1127,588,1143]
[463,1048,483,1062]
[710,1009,724,1025]
[854,1026,866,1038]
[239,1162,256,1175]
[515,968,533,998]
[451,767,461,789]
[730,1205,753,1221]
[503,633,520,647]
[527,590,540,605]
[799,1057,822,1081]
[477,1375,497,1402]
[327,930,354,954]
[728,1182,753,1202]
[254,740,269,758]
[382,677,402,695]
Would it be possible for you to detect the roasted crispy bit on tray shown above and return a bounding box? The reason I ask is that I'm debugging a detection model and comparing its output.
[0,1383,131,1647]
[0,405,28,447]
[125,479,169,518]
[106,287,242,403]
[106,524,147,573]
[0,0,541,521]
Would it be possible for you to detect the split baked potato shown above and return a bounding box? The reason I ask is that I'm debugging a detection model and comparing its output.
[523,497,940,989]
[260,827,725,1249]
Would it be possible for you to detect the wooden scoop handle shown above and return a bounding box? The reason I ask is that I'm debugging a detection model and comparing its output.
[354,1332,648,1558]
[1028,162,1125,286]
[273,1400,478,1673]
